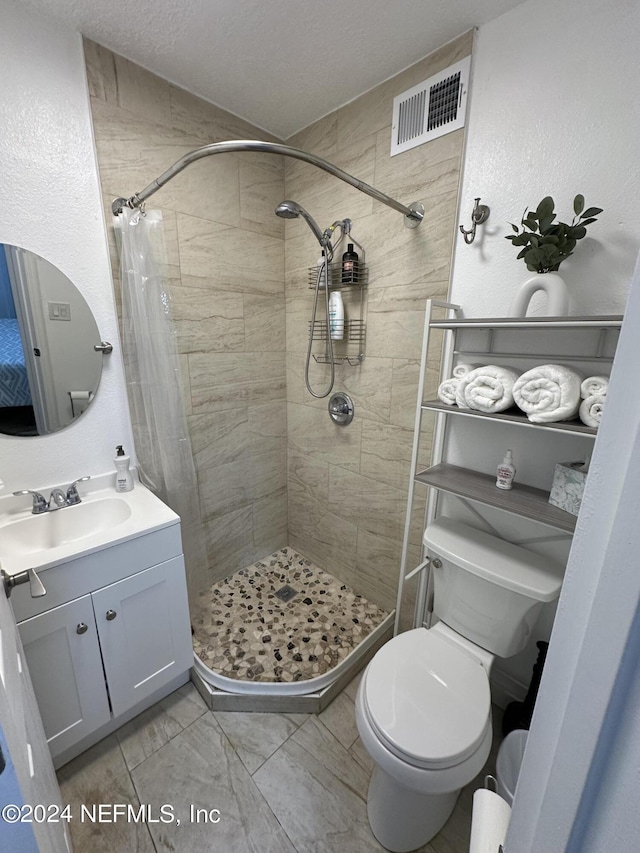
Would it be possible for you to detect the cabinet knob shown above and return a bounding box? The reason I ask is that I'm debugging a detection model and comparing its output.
[105,609,117,621]
[76,622,88,634]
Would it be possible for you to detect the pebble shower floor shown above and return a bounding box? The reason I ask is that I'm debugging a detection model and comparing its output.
[192,547,389,683]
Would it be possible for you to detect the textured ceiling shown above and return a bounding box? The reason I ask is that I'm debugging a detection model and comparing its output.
[25,0,525,138]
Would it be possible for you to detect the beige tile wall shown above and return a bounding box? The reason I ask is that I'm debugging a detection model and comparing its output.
[85,30,471,616]
[284,32,473,611]
[85,40,288,595]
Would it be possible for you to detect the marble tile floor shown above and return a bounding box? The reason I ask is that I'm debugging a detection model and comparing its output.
[57,675,504,853]
[192,546,389,683]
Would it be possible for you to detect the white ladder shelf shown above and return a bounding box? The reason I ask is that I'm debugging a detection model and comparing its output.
[394,300,622,635]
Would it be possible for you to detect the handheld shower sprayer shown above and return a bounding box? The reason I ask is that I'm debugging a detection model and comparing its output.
[275,201,352,260]
[275,200,327,249]
[275,200,354,399]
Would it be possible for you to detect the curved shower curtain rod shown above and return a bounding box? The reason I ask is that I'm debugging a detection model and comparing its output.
[111,139,425,227]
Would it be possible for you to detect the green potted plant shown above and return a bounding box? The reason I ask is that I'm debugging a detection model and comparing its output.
[506,195,603,316]
[506,195,603,273]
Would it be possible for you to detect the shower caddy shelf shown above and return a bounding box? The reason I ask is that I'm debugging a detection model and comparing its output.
[308,260,368,365]
[394,300,623,634]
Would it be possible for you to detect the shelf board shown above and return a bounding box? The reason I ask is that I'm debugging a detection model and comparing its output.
[421,399,598,437]
[429,315,623,330]
[415,462,577,532]
[452,350,614,364]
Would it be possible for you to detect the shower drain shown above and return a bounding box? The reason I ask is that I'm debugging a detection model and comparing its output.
[274,584,298,603]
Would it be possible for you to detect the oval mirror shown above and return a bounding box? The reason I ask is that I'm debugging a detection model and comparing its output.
[0,243,103,436]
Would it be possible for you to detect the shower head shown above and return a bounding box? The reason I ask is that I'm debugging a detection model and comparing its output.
[275,200,326,247]
[275,200,302,219]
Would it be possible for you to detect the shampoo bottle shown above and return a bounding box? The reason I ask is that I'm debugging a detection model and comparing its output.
[496,450,516,490]
[341,243,359,284]
[329,291,344,340]
[114,445,134,492]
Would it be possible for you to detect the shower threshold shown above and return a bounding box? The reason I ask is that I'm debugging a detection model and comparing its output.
[190,547,394,713]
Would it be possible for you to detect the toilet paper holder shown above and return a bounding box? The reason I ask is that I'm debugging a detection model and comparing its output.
[481,776,505,853]
[484,774,498,793]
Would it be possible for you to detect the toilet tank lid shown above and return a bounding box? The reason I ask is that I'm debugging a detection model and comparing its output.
[423,517,564,602]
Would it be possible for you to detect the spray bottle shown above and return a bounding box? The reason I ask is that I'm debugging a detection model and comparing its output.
[496,449,516,490]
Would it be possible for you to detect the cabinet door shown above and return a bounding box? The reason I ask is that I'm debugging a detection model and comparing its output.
[18,595,111,760]
[93,557,192,718]
[2,584,72,853]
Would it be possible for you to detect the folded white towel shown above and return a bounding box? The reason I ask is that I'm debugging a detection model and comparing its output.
[456,365,521,413]
[437,377,460,406]
[513,364,583,423]
[580,375,609,399]
[452,362,482,379]
[579,394,606,428]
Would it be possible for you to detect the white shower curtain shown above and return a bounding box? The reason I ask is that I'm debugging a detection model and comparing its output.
[116,207,207,604]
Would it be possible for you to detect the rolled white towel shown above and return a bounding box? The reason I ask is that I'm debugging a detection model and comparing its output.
[580,375,609,399]
[437,377,460,406]
[456,365,521,413]
[579,394,606,428]
[513,364,583,424]
[455,376,469,408]
[452,362,482,379]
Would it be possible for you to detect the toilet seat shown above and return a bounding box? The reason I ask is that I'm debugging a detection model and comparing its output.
[362,628,491,771]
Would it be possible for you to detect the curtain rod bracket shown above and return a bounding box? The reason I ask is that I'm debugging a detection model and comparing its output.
[405,202,425,229]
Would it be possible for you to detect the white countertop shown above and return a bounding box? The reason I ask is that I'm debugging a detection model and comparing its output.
[0,474,180,573]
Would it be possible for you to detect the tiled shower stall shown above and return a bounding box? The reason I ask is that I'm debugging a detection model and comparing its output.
[86,30,471,637]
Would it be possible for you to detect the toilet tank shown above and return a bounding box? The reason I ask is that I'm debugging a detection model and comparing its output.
[423,517,564,658]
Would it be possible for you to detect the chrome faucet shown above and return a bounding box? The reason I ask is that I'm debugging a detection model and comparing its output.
[49,488,68,508]
[13,476,91,514]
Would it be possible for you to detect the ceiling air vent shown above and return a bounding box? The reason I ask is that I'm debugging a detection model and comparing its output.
[390,56,471,156]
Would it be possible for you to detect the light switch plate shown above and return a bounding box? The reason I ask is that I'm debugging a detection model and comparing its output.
[48,301,71,321]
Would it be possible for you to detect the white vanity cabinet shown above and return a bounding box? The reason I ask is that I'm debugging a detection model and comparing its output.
[10,520,193,767]
[18,593,112,759]
[92,558,190,717]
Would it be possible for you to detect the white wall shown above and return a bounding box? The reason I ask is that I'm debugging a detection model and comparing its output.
[0,0,133,494]
[440,0,640,697]
[452,0,640,318]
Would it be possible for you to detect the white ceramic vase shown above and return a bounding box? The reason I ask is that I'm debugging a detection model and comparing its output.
[508,271,569,317]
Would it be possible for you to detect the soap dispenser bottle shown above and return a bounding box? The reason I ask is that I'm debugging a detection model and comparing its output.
[114,445,134,492]
[496,449,516,490]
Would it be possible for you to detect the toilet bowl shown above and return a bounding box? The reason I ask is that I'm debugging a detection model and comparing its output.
[356,517,564,852]
[356,626,492,852]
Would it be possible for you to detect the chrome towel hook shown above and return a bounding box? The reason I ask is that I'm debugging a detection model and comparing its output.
[459,197,490,244]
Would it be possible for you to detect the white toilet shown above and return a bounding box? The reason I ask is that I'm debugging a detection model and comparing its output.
[356,516,564,852]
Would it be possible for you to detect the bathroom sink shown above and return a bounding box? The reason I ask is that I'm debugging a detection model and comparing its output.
[0,498,132,556]
[0,479,180,572]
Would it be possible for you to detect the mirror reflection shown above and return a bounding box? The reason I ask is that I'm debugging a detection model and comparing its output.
[0,244,103,436]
